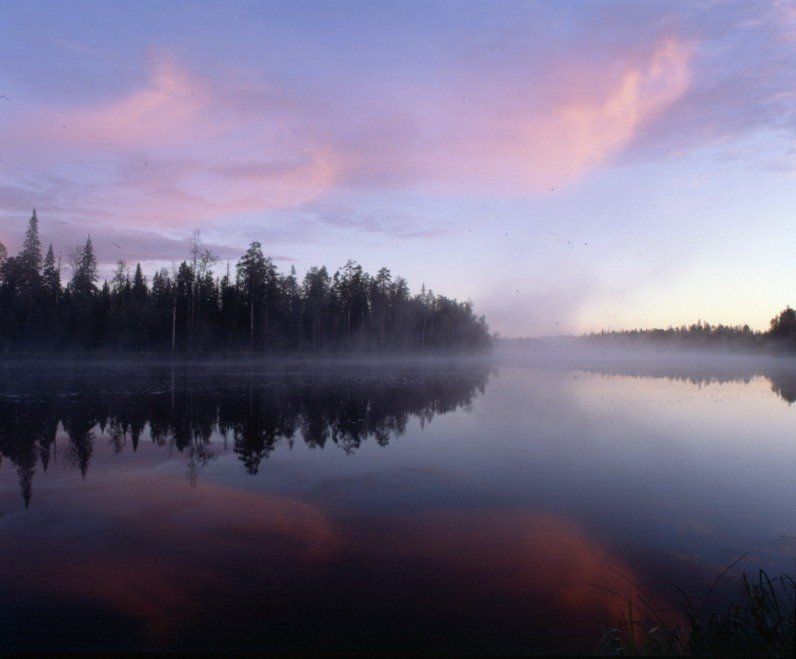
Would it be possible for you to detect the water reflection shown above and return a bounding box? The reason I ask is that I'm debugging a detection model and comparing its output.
[0,491,641,652]
[581,364,796,403]
[1,357,794,653]
[0,362,491,506]
[500,353,796,403]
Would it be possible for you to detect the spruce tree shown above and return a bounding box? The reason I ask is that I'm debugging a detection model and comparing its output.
[132,263,147,304]
[237,242,268,349]
[71,236,98,298]
[42,245,61,303]
[0,213,494,352]
[19,210,43,296]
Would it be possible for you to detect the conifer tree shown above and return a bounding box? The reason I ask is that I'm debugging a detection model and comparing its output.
[19,210,43,297]
[0,210,494,353]
[71,236,98,298]
[42,244,61,304]
[132,263,147,304]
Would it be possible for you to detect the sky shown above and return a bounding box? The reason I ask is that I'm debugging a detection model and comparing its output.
[0,0,794,336]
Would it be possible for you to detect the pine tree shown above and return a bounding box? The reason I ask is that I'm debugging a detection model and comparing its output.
[237,242,269,349]
[132,263,147,304]
[0,212,494,353]
[42,244,62,304]
[71,236,98,298]
[303,266,330,351]
[111,259,129,298]
[19,210,43,297]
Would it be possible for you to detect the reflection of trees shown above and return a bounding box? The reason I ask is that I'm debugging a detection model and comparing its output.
[0,363,491,504]
[768,375,796,404]
[0,398,58,507]
[582,363,796,404]
[63,408,96,479]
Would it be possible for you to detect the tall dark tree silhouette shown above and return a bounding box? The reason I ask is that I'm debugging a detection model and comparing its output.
[0,212,43,350]
[303,266,331,351]
[42,245,61,305]
[768,306,796,349]
[0,210,493,354]
[132,263,147,304]
[769,306,796,336]
[18,210,43,299]
[70,236,98,298]
[237,242,270,350]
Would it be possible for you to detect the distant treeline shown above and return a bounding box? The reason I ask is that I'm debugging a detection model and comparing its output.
[501,310,796,353]
[583,312,796,351]
[0,211,491,354]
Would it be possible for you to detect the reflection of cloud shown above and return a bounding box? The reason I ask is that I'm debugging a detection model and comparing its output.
[352,510,637,621]
[0,474,642,651]
[0,475,336,643]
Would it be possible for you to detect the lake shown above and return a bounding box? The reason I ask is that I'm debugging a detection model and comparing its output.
[1,355,794,653]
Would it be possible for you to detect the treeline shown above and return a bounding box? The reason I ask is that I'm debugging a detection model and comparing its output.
[0,211,491,353]
[584,311,796,351]
[0,364,490,506]
[501,310,796,354]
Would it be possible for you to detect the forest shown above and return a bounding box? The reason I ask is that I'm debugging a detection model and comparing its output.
[0,211,492,354]
[581,311,796,352]
[501,309,796,354]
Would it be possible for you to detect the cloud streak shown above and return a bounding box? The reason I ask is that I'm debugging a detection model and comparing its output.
[2,35,695,235]
[0,1,793,334]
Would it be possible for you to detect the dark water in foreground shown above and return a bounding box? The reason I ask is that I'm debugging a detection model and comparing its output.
[1,357,795,653]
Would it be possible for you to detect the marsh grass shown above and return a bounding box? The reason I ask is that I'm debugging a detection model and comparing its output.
[595,556,795,656]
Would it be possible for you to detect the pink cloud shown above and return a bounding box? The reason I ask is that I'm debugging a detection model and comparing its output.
[2,57,340,228]
[87,148,340,226]
[34,59,211,148]
[515,39,692,186]
[1,37,694,239]
[341,37,693,193]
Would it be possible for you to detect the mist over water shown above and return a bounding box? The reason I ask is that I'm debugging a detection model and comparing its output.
[1,352,794,653]
[2,0,795,652]
[497,341,796,402]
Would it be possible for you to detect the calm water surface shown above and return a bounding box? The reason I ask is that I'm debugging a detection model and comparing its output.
[1,357,795,653]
